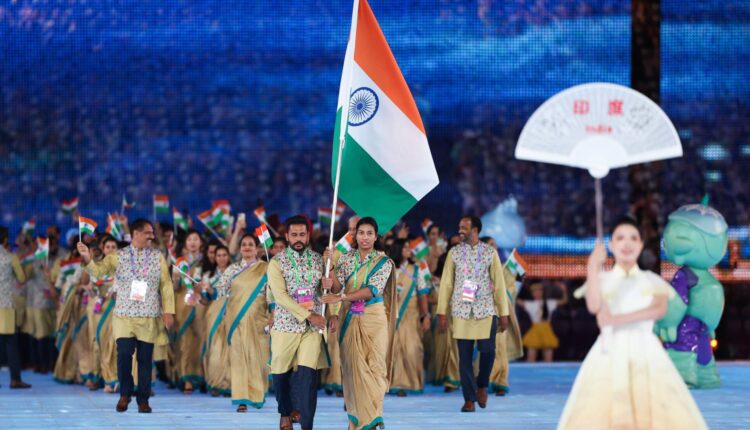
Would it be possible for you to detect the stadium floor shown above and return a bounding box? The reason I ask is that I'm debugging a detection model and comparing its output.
[1,362,748,429]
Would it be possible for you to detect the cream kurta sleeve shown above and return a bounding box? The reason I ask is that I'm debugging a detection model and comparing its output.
[490,252,509,316]
[49,258,61,287]
[436,250,455,315]
[159,255,175,314]
[84,252,119,278]
[11,255,27,283]
[267,259,310,322]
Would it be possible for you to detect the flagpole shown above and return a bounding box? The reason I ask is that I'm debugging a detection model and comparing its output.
[78,216,81,243]
[260,219,279,237]
[320,0,360,335]
[152,194,156,224]
[198,218,224,241]
[595,178,604,241]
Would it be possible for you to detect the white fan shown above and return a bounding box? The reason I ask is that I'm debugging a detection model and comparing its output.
[515,82,683,237]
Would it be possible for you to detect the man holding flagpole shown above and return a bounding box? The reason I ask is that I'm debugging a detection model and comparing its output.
[77,219,175,413]
[267,215,331,430]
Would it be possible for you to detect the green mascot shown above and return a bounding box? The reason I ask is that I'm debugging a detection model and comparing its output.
[655,196,727,388]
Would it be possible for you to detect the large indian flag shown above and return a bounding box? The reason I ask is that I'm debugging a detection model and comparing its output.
[333,0,438,232]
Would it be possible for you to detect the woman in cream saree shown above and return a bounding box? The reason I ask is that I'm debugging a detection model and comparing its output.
[322,217,397,430]
[215,234,270,412]
[388,239,430,396]
[200,245,232,397]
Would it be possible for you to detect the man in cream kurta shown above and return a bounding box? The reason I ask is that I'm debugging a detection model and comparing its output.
[437,216,509,413]
[0,226,32,388]
[268,215,331,430]
[78,219,174,414]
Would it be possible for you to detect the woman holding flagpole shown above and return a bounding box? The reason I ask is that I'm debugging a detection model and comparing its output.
[199,244,232,397]
[322,217,397,430]
[171,229,206,394]
[387,239,430,397]
[214,233,271,412]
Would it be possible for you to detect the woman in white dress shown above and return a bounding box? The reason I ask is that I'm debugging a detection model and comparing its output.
[558,217,708,430]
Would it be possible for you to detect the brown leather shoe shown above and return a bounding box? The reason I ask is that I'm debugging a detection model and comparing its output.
[138,402,152,413]
[116,396,131,412]
[290,410,301,423]
[495,388,507,396]
[477,387,488,408]
[461,401,475,412]
[335,390,344,398]
[280,416,293,430]
[395,390,407,397]
[10,380,31,389]
[444,386,455,393]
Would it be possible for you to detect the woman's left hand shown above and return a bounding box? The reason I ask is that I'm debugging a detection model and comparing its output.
[320,294,342,305]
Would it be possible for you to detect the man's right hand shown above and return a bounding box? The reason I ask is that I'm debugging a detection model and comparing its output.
[306,313,326,331]
[437,314,448,333]
[77,242,91,264]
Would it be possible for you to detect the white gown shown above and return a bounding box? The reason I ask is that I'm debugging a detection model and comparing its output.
[558,265,708,430]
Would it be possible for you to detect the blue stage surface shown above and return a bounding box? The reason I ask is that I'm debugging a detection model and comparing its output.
[1,362,748,429]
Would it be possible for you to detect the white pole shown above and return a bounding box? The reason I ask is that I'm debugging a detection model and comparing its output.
[595,178,604,241]
[320,0,360,334]
[198,218,224,241]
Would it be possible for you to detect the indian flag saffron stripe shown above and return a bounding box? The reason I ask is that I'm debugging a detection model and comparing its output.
[154,195,170,213]
[409,237,429,260]
[61,197,79,214]
[335,232,354,254]
[79,216,98,236]
[333,0,438,232]
[255,225,273,249]
[254,207,267,222]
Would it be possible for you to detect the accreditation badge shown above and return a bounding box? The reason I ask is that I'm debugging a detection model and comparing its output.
[129,280,148,302]
[461,280,478,303]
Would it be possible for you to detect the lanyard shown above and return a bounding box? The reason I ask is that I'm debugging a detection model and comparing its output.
[353,252,374,290]
[129,247,150,281]
[462,243,482,281]
[286,248,312,286]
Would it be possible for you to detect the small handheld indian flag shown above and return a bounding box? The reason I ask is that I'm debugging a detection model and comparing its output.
[421,218,433,236]
[254,207,267,223]
[106,213,124,241]
[61,257,81,277]
[255,224,273,249]
[409,237,429,260]
[22,218,36,236]
[78,216,98,239]
[197,206,224,229]
[318,207,333,225]
[173,208,189,231]
[174,256,194,288]
[335,232,354,254]
[35,237,49,261]
[212,200,231,213]
[61,197,79,214]
[153,195,170,215]
[505,249,529,277]
[20,250,36,266]
[418,260,432,282]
